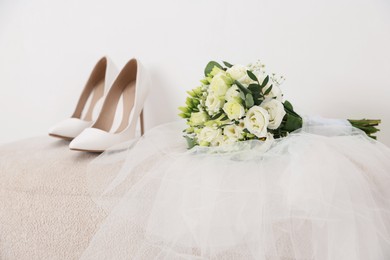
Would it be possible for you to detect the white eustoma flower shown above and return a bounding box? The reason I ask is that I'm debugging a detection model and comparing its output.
[260,99,286,129]
[198,126,222,145]
[226,64,248,81]
[223,100,245,120]
[244,106,270,138]
[205,94,224,115]
[223,124,244,142]
[189,111,208,126]
[225,84,241,102]
[209,72,230,97]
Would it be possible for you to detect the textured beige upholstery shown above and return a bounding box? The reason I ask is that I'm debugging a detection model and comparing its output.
[0,137,104,260]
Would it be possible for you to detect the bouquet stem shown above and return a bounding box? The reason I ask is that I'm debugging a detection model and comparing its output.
[348,119,381,139]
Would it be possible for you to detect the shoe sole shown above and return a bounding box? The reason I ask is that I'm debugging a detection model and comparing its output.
[69,148,104,153]
[49,133,74,141]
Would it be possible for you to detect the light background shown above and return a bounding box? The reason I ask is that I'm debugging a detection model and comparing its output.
[0,0,389,145]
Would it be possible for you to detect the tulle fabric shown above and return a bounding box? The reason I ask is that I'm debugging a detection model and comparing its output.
[82,117,390,259]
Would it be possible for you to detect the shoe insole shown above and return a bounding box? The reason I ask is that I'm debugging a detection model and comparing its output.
[73,79,105,121]
[115,81,135,133]
[93,81,136,133]
[82,80,105,121]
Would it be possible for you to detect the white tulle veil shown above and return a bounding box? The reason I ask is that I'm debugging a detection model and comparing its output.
[81,117,390,259]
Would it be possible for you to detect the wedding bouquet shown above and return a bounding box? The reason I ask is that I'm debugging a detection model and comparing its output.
[179,60,380,148]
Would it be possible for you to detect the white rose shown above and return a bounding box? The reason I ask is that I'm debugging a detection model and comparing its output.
[237,70,264,85]
[226,64,248,81]
[209,72,230,97]
[210,135,227,147]
[262,84,283,102]
[225,84,241,102]
[260,99,286,129]
[189,111,208,126]
[205,94,224,115]
[266,132,275,143]
[198,126,222,145]
[251,132,275,154]
[244,106,270,138]
[237,120,245,129]
[223,100,245,120]
[238,75,255,85]
[223,124,243,142]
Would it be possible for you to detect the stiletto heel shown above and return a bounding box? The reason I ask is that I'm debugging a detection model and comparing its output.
[48,57,118,140]
[69,58,150,152]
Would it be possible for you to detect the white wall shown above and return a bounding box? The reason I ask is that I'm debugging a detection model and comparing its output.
[1,0,390,145]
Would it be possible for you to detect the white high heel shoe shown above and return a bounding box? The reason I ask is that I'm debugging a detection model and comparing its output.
[69,58,150,152]
[48,57,118,140]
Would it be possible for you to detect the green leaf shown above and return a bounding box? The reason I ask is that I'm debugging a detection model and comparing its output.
[348,119,381,139]
[211,112,223,120]
[255,98,264,106]
[239,91,246,100]
[263,85,273,95]
[184,136,197,149]
[204,61,223,76]
[245,93,254,108]
[218,123,232,129]
[178,107,188,113]
[358,126,380,133]
[200,78,209,85]
[223,61,233,68]
[247,70,258,82]
[283,100,294,111]
[234,80,250,95]
[178,113,188,118]
[221,115,229,121]
[260,75,269,88]
[348,119,381,127]
[248,83,261,93]
[283,100,301,118]
[283,114,303,132]
[247,83,263,105]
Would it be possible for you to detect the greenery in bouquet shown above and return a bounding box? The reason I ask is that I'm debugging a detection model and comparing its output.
[179,60,380,148]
